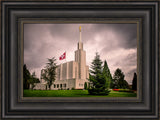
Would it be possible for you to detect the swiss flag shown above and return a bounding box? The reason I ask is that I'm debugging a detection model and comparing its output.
[59,52,66,60]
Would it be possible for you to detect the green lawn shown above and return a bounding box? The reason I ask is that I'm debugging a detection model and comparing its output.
[23,90,137,97]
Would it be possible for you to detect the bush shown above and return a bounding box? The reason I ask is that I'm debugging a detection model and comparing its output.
[88,88,110,95]
[71,87,75,90]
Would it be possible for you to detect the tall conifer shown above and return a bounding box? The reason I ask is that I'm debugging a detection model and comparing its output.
[103,60,112,89]
[89,52,110,95]
[132,73,137,90]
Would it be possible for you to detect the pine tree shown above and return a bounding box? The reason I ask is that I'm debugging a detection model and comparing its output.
[41,57,57,90]
[88,52,110,95]
[132,73,137,90]
[103,60,112,89]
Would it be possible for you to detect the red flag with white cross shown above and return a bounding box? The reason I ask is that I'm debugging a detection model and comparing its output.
[59,52,66,60]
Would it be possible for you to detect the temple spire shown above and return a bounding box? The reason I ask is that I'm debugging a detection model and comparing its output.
[77,26,83,50]
[79,26,81,42]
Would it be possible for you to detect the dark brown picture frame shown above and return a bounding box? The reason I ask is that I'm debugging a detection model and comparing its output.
[1,1,159,119]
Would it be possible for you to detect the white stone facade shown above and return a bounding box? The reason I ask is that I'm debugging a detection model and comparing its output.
[50,41,89,90]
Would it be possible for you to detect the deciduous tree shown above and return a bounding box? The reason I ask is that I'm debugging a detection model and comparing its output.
[112,68,129,89]
[28,72,40,90]
[41,57,57,90]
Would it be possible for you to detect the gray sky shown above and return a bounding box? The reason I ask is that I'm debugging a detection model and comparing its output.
[24,24,137,84]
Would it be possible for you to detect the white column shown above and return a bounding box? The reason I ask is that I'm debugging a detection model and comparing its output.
[80,31,81,42]
[66,62,68,80]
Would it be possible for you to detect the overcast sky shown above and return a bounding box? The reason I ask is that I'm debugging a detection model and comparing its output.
[24,24,137,84]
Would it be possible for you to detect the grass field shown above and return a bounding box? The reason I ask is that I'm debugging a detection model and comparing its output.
[23,90,137,97]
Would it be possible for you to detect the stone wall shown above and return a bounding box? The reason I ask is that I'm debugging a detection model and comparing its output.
[33,83,46,90]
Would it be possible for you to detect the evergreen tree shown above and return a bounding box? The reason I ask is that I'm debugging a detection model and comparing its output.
[23,64,31,89]
[132,73,137,90]
[103,60,112,89]
[41,57,57,90]
[84,82,88,90]
[88,52,110,95]
[113,68,129,89]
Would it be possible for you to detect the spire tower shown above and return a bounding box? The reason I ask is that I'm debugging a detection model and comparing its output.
[78,26,83,50]
[75,26,86,79]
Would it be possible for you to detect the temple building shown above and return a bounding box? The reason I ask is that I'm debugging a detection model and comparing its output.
[34,26,89,90]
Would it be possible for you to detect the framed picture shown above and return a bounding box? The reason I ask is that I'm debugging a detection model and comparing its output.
[23,23,138,98]
[1,0,159,119]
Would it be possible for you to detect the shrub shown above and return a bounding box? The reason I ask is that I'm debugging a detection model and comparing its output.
[88,88,110,95]
[71,87,75,90]
[84,82,88,90]
[113,89,120,91]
